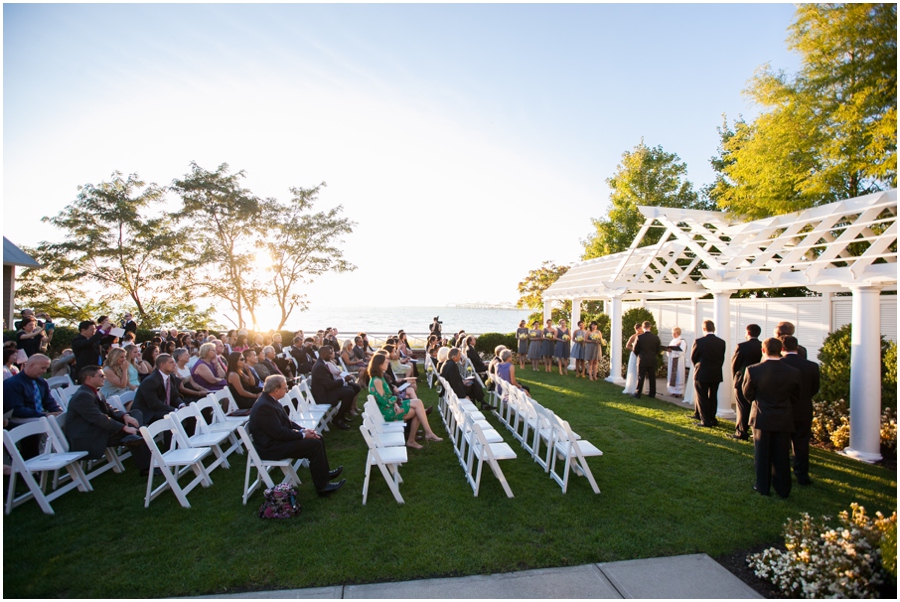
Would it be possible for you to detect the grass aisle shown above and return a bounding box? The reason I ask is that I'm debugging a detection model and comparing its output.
[3,371,896,597]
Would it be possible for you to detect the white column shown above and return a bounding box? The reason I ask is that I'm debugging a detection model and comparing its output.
[844,285,883,463]
[713,290,736,419]
[543,299,552,323]
[569,298,582,370]
[606,295,625,385]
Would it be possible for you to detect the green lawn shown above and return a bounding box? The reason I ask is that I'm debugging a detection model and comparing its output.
[4,371,896,598]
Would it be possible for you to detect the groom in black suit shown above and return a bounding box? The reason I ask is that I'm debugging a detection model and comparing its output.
[632,321,661,398]
[731,324,763,440]
[743,338,800,498]
[690,320,726,427]
[780,336,820,486]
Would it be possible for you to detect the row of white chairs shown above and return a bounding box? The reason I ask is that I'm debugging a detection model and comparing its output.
[359,397,407,504]
[436,375,517,498]
[492,378,602,494]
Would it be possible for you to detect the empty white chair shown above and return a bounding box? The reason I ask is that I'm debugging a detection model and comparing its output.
[139,417,213,508]
[213,388,250,426]
[465,421,517,498]
[4,418,92,515]
[549,415,602,494]
[359,423,407,505]
[362,414,405,448]
[168,404,236,474]
[194,395,245,459]
[236,425,304,505]
[47,374,75,390]
[118,390,136,410]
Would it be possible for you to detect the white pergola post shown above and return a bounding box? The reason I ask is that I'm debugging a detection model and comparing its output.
[543,299,552,323]
[683,295,701,406]
[713,290,736,419]
[606,295,625,385]
[569,297,582,370]
[844,285,883,463]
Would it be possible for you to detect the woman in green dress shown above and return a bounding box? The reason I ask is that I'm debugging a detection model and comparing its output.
[367,354,442,449]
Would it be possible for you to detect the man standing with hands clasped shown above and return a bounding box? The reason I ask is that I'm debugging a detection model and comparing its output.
[743,337,800,498]
[632,321,661,399]
[780,335,819,486]
[731,324,762,440]
[690,320,726,428]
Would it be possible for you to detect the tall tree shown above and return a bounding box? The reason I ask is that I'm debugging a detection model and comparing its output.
[171,162,268,329]
[582,140,707,260]
[260,183,357,330]
[516,261,570,310]
[712,3,897,219]
[35,171,191,327]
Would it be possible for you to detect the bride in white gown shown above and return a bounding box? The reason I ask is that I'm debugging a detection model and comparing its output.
[622,323,642,394]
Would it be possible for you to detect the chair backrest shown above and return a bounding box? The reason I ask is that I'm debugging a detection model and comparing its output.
[119,390,136,405]
[57,384,78,402]
[47,374,75,390]
[5,417,62,452]
[236,424,264,466]
[140,416,177,452]
[214,388,237,414]
[45,412,69,452]
[195,394,227,424]
[106,395,127,414]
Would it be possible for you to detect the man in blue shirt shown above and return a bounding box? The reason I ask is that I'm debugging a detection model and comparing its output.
[3,354,61,458]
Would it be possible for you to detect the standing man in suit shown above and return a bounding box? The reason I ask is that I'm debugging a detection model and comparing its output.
[310,346,355,430]
[731,324,763,440]
[632,321,661,399]
[71,320,104,383]
[249,375,345,497]
[690,320,726,427]
[132,353,184,424]
[66,365,151,475]
[743,338,800,498]
[121,313,138,335]
[775,321,807,359]
[780,336,820,486]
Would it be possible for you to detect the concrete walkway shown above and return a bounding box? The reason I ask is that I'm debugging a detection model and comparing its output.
[186,554,762,599]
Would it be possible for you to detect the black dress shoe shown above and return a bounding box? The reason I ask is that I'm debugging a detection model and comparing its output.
[632,394,641,399]
[121,434,144,447]
[752,484,770,497]
[333,420,351,430]
[730,434,749,441]
[797,478,812,486]
[481,403,492,411]
[328,466,343,480]
[317,479,346,497]
[694,422,712,428]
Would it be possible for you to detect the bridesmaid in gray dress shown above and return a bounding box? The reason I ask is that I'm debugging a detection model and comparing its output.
[583,321,600,381]
[526,320,543,370]
[515,320,529,369]
[553,318,571,375]
[541,319,556,373]
[571,320,586,378]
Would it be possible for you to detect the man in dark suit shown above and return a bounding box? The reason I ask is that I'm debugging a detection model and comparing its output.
[690,320,726,427]
[780,336,820,486]
[731,324,763,440]
[132,353,184,424]
[310,346,355,430]
[248,375,344,496]
[775,321,808,359]
[288,336,316,376]
[465,336,489,381]
[632,321,661,399]
[66,365,151,474]
[121,313,138,335]
[743,338,800,498]
[440,348,486,406]
[71,320,104,383]
[255,346,281,382]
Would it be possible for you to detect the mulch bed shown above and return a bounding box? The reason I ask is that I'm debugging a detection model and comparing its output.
[714,542,786,599]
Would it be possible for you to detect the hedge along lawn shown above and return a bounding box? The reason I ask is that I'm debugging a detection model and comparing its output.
[3,372,896,598]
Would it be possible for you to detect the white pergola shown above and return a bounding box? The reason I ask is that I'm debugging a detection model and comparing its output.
[544,189,897,462]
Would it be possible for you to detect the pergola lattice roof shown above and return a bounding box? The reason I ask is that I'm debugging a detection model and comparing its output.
[544,189,897,301]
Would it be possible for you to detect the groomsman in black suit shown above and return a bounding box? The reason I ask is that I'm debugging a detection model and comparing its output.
[731,324,763,440]
[775,321,808,359]
[309,346,355,430]
[121,313,138,335]
[743,338,800,498]
[690,320,726,427]
[780,336,820,486]
[632,321,661,398]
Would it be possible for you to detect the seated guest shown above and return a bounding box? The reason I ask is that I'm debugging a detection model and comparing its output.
[15,317,46,358]
[465,336,489,380]
[397,332,419,378]
[141,344,160,380]
[383,345,418,399]
[3,354,62,458]
[100,347,136,399]
[72,320,104,382]
[255,346,277,381]
[226,351,261,410]
[323,328,341,353]
[251,334,264,350]
[66,365,151,475]
[232,334,249,353]
[310,346,356,430]
[358,332,375,356]
[190,342,228,392]
[496,349,529,392]
[249,375,345,496]
[161,340,177,356]
[288,336,316,376]
[271,332,284,354]
[4,347,20,380]
[352,336,369,364]
[173,348,209,400]
[487,345,507,381]
[367,354,442,449]
[341,339,366,373]
[242,348,264,389]
[50,348,76,379]
[440,348,487,410]
[124,344,144,388]
[133,353,184,424]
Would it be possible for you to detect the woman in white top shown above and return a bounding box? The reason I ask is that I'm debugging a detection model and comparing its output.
[666,327,686,397]
[622,323,642,395]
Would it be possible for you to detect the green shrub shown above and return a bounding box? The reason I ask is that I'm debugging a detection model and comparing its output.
[817,324,896,410]
[526,307,570,328]
[475,332,517,356]
[620,308,658,377]
[882,520,897,583]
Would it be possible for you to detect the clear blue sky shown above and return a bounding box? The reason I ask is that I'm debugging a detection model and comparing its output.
[3,2,801,323]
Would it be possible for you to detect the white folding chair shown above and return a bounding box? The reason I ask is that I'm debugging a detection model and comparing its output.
[424,354,437,389]
[193,395,244,458]
[363,397,406,434]
[236,425,303,505]
[549,416,602,494]
[118,390,136,410]
[530,403,557,472]
[277,395,322,432]
[168,404,236,474]
[359,423,407,505]
[465,421,516,498]
[46,412,128,488]
[362,414,405,447]
[286,387,328,432]
[4,418,92,515]
[213,388,250,426]
[47,374,75,390]
[139,417,213,508]
[53,384,78,411]
[106,394,127,414]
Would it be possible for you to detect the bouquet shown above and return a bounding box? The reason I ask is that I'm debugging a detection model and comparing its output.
[545,332,555,340]
[590,333,603,342]
[562,334,570,342]
[530,330,541,338]
[518,333,529,340]
[575,336,584,343]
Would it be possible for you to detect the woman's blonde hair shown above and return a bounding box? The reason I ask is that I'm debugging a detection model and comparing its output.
[198,342,217,360]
